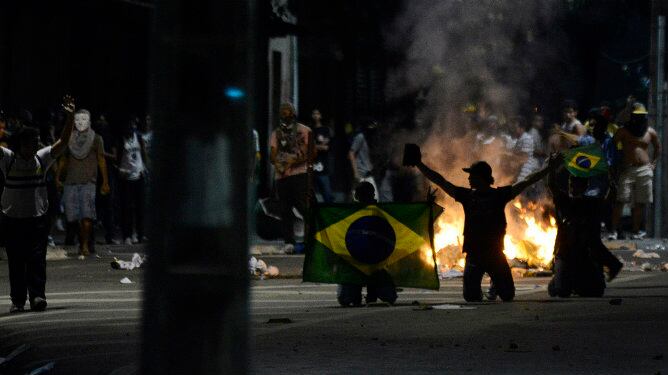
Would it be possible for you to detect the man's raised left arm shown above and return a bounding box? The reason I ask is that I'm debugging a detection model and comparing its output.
[51,95,75,157]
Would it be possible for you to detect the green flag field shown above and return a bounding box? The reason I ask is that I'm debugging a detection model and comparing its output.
[303,202,442,290]
[563,143,608,177]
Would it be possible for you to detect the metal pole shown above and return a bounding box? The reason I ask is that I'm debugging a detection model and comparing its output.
[142,1,257,373]
[654,15,665,238]
[292,35,299,109]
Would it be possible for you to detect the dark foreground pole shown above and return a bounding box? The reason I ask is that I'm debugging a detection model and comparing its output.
[142,1,259,373]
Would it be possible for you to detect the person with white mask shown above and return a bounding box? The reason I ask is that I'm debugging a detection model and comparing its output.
[56,109,110,257]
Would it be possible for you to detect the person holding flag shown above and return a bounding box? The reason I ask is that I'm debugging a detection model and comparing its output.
[403,144,560,302]
[303,164,443,296]
[554,131,623,283]
[336,182,398,307]
[547,171,608,297]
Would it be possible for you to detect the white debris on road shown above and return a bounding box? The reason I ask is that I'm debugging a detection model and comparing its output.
[249,256,280,278]
[111,253,145,270]
[645,243,666,251]
[266,265,280,277]
[439,269,463,279]
[632,250,661,259]
[45,247,68,261]
[120,277,133,284]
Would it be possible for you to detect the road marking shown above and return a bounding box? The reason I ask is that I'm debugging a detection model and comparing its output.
[0,290,142,299]
[251,284,336,290]
[2,316,139,326]
[0,280,550,298]
[0,298,142,305]
[251,290,465,296]
[38,339,137,348]
[608,273,656,284]
[0,296,464,307]
[0,308,142,323]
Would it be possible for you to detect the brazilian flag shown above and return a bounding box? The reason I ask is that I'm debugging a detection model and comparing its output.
[303,203,442,290]
[563,143,608,177]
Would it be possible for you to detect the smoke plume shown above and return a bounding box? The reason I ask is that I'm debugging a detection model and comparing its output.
[386,0,563,184]
[385,0,566,269]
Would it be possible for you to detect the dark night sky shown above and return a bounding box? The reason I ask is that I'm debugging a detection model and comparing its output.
[0,1,151,125]
[0,0,659,127]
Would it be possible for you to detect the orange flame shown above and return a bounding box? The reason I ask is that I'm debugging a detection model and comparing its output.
[434,198,556,271]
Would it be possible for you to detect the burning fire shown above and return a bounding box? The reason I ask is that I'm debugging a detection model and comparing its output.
[434,198,557,271]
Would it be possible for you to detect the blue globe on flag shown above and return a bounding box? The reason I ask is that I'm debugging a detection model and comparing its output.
[575,155,592,169]
[345,216,396,264]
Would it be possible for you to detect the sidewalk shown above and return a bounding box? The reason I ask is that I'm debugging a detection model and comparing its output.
[1,237,664,280]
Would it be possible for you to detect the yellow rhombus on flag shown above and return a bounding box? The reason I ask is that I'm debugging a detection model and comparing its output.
[563,143,607,177]
[314,205,429,275]
[567,151,601,172]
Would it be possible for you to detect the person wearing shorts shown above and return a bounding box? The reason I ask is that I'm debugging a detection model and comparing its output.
[617,165,653,204]
[56,109,110,256]
[610,103,661,240]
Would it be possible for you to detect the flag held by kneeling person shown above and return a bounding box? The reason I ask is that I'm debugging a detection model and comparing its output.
[563,143,608,177]
[303,202,442,290]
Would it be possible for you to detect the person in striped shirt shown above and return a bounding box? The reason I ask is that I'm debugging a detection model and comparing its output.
[1,95,75,313]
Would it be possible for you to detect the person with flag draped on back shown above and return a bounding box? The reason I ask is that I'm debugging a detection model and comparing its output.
[404,144,560,302]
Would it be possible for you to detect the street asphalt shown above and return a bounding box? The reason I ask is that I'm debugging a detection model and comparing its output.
[0,240,666,374]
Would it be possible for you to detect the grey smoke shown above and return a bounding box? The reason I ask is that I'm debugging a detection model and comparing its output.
[383,1,565,267]
[387,0,562,133]
[386,0,564,185]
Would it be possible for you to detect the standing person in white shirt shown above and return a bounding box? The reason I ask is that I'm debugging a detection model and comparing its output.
[560,100,586,136]
[349,121,378,200]
[513,116,540,183]
[529,114,547,158]
[118,118,148,245]
[1,95,75,313]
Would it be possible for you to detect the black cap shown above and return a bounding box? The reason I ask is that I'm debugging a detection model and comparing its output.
[463,161,493,178]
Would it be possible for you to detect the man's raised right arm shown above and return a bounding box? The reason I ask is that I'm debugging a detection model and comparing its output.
[403,143,458,197]
[416,161,458,198]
